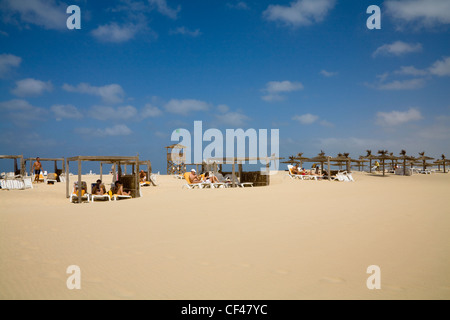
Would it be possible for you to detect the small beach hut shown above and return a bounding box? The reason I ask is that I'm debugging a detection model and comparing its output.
[166,144,187,175]
[0,155,25,176]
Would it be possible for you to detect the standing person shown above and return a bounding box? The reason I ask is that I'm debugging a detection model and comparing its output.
[32,157,43,183]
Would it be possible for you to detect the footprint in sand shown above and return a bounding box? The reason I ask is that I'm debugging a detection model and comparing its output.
[320,277,346,284]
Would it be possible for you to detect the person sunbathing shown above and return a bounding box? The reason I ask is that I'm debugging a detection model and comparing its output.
[139,170,147,183]
[113,181,130,196]
[291,164,301,175]
[189,169,202,183]
[203,172,220,183]
[92,179,106,195]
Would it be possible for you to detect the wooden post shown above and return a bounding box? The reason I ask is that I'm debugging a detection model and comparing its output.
[100,162,103,181]
[232,162,236,188]
[125,165,128,175]
[113,163,117,183]
[135,156,140,198]
[20,156,25,176]
[444,161,446,174]
[66,160,70,198]
[54,160,57,173]
[29,160,32,176]
[369,159,372,173]
[266,160,270,186]
[62,159,66,175]
[77,160,82,204]
[14,158,18,174]
[238,163,243,182]
[327,157,331,181]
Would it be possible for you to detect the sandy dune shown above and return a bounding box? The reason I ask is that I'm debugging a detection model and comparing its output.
[1,171,449,300]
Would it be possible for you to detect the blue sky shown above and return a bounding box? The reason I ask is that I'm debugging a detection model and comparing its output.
[0,0,449,173]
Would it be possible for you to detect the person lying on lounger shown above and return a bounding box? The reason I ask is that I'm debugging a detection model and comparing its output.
[291,164,301,175]
[203,172,220,183]
[189,169,202,183]
[139,170,147,183]
[92,179,106,195]
[113,181,131,196]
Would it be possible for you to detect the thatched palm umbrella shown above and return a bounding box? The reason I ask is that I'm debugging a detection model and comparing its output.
[377,150,391,176]
[281,155,299,165]
[308,151,328,175]
[416,152,434,172]
[364,150,377,173]
[353,156,369,172]
[439,154,449,173]
[331,153,353,172]
[398,150,415,176]
[294,153,311,169]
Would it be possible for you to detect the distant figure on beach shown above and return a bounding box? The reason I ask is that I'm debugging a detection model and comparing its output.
[32,157,43,183]
[113,181,130,196]
[375,161,380,172]
[189,169,202,183]
[92,179,106,195]
[139,170,147,183]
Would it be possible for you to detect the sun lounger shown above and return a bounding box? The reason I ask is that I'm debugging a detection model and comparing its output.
[70,181,90,203]
[182,172,205,189]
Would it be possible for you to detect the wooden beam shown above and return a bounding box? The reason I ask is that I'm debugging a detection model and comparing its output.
[100,162,103,181]
[232,163,236,188]
[327,157,331,181]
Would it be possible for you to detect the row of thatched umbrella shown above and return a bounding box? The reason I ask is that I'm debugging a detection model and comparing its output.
[282,151,449,176]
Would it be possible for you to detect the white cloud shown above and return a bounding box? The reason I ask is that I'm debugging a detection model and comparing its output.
[373,41,422,58]
[164,99,210,115]
[0,99,46,124]
[148,0,180,19]
[89,105,138,121]
[142,103,162,118]
[170,26,201,37]
[92,23,143,43]
[75,124,132,137]
[0,0,68,30]
[376,108,423,126]
[429,56,450,76]
[12,78,52,97]
[386,0,450,27]
[374,78,426,90]
[0,30,8,36]
[215,111,249,127]
[227,2,249,10]
[51,104,83,121]
[394,66,428,76]
[0,53,21,78]
[262,80,304,101]
[263,0,336,28]
[293,114,319,125]
[320,70,338,77]
[217,104,230,113]
[63,83,125,104]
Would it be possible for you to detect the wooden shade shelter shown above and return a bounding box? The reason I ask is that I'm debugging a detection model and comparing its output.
[398,150,415,176]
[281,155,301,166]
[66,155,140,203]
[376,150,391,177]
[351,158,369,172]
[330,153,353,172]
[25,157,65,175]
[435,155,450,173]
[364,150,378,173]
[205,156,283,188]
[99,159,153,184]
[294,153,311,168]
[416,152,434,172]
[307,151,329,176]
[166,144,187,175]
[0,155,25,176]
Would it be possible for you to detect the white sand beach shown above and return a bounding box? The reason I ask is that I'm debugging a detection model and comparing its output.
[1,171,449,300]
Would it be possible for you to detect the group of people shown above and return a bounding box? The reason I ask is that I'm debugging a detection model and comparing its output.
[189,169,221,184]
[291,164,323,177]
[89,180,130,196]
